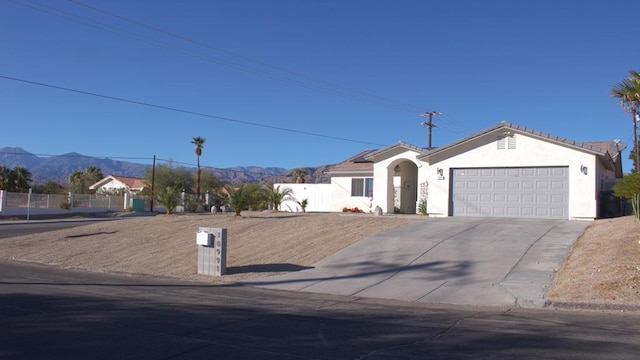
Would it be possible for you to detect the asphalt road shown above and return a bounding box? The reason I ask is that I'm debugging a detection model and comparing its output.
[0,218,113,239]
[1,261,639,359]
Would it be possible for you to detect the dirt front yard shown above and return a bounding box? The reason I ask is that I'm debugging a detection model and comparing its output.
[547,215,640,308]
[0,212,417,283]
[2,211,639,308]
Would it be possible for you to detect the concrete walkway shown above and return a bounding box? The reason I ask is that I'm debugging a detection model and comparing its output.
[242,217,589,308]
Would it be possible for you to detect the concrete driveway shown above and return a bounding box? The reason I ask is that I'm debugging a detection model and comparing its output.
[242,217,589,308]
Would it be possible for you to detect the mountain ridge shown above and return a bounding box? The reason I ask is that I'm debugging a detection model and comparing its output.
[0,147,330,184]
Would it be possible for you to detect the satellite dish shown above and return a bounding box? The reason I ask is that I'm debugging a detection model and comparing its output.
[611,139,627,152]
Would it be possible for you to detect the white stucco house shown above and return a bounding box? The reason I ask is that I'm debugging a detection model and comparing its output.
[89,175,147,195]
[279,122,624,220]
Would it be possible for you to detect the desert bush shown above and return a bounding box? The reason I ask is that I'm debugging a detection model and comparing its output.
[613,172,640,220]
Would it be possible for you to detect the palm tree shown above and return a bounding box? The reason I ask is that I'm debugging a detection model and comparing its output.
[69,166,104,194]
[157,186,182,215]
[265,183,294,211]
[191,137,206,196]
[11,166,32,192]
[0,166,11,190]
[225,183,262,216]
[297,198,308,213]
[611,70,640,172]
[293,168,306,183]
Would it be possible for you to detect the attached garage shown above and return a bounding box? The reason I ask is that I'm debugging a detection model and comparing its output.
[451,167,568,219]
[350,122,621,220]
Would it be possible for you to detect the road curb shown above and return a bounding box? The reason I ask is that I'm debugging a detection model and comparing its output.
[545,300,640,312]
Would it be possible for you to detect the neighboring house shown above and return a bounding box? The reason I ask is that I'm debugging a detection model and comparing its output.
[89,175,146,195]
[279,121,625,220]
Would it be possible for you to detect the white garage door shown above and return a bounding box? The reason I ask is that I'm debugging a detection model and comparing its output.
[451,167,568,219]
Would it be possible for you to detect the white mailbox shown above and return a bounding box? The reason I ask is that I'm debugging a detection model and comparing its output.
[196,227,227,276]
[196,231,212,246]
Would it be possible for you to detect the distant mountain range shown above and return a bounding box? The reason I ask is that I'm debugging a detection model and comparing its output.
[0,147,330,184]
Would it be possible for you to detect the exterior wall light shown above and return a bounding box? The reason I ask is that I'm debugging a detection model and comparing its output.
[437,167,445,180]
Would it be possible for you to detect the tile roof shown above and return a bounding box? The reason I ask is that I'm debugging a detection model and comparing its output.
[112,176,146,190]
[582,141,625,158]
[419,121,612,160]
[326,149,376,174]
[364,141,428,161]
[90,175,146,190]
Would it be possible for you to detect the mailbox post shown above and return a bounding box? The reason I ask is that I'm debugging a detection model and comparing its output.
[196,227,227,276]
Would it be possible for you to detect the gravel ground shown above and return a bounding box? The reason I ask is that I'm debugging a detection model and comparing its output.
[547,215,640,308]
[0,212,417,283]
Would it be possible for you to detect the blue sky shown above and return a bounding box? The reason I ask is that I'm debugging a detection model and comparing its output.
[1,0,639,172]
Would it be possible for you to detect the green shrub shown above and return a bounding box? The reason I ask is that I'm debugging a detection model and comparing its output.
[418,199,427,215]
[613,172,640,220]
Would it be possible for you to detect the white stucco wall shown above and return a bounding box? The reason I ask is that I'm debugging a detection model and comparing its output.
[423,132,606,220]
[329,176,374,212]
[371,149,424,214]
[275,183,334,212]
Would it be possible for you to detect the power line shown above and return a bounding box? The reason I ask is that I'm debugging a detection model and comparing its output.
[0,150,152,161]
[0,74,386,147]
[68,0,427,113]
[8,0,479,137]
[6,1,479,139]
[9,0,424,114]
[0,150,289,176]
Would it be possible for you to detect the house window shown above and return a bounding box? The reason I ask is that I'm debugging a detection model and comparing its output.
[351,178,373,197]
[498,134,516,149]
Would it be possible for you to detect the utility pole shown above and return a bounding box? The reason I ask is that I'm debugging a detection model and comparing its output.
[150,155,156,212]
[420,111,442,148]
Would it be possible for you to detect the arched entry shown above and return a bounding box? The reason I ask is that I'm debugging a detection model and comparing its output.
[389,160,418,214]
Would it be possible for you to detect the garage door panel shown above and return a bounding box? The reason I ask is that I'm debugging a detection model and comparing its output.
[451,167,567,219]
[537,168,550,176]
[507,194,520,203]
[480,180,492,189]
[536,208,550,217]
[494,169,506,176]
[521,207,535,216]
[536,181,550,190]
[536,194,549,202]
[521,194,534,202]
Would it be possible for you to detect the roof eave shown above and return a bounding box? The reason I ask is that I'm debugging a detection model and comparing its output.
[418,122,610,161]
[326,170,374,176]
[365,141,428,161]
